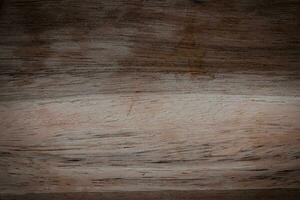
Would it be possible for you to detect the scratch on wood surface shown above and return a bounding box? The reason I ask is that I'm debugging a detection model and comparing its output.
[127,99,134,116]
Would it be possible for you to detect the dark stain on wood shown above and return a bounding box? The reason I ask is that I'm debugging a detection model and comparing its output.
[116,0,209,76]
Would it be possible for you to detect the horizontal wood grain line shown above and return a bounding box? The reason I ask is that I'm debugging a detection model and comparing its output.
[1,189,300,200]
[1,71,299,101]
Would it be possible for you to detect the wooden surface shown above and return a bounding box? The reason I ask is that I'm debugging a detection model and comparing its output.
[1,189,300,200]
[0,0,300,195]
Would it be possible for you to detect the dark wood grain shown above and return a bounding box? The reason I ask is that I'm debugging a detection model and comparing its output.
[1,189,300,200]
[0,0,299,196]
[0,0,299,101]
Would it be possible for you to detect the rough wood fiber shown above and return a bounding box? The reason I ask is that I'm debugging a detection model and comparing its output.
[0,0,300,196]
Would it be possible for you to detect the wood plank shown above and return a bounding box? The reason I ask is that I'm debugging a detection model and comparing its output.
[0,0,299,195]
[0,93,299,193]
[1,189,300,200]
[0,0,299,101]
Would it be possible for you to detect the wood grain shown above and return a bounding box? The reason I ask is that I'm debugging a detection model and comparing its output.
[1,189,300,200]
[0,0,299,101]
[0,93,299,193]
[0,0,299,195]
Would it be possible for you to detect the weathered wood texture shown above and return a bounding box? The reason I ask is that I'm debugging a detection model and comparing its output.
[1,93,300,193]
[0,0,300,195]
[1,189,300,200]
[0,0,299,101]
